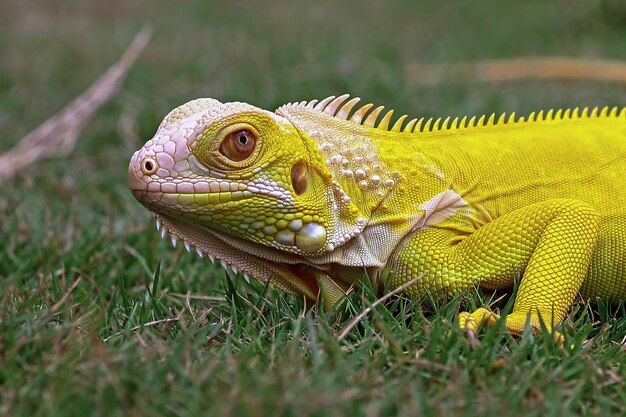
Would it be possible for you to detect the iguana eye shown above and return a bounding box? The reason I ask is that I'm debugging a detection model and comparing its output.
[219,129,257,162]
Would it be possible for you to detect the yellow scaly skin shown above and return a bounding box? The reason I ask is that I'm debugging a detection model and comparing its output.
[128,95,626,337]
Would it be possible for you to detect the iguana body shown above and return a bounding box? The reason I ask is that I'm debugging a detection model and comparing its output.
[128,95,626,335]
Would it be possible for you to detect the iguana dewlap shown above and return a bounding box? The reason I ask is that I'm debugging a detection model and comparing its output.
[128,94,626,336]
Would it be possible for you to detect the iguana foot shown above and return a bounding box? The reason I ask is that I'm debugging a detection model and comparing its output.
[458,308,564,345]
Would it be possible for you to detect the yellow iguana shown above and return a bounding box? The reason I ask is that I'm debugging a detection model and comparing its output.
[128,94,626,337]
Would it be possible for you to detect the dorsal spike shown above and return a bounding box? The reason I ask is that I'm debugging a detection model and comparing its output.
[336,97,361,120]
[403,118,418,133]
[324,94,351,115]
[391,114,408,132]
[350,103,374,123]
[599,106,609,117]
[377,110,395,130]
[415,118,425,132]
[563,109,571,119]
[296,97,626,139]
[555,109,563,120]
[363,106,384,127]
[507,112,516,123]
[314,95,336,111]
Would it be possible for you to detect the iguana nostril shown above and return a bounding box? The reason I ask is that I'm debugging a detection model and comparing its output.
[141,157,158,175]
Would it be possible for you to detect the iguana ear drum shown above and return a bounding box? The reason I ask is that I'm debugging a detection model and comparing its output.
[291,162,308,195]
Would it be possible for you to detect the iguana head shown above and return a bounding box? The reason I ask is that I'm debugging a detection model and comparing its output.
[128,95,403,297]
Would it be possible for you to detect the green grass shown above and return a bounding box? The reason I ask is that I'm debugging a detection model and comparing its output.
[2,0,626,415]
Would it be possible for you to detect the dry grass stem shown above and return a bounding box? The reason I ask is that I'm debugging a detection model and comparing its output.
[337,272,427,341]
[0,25,152,180]
[406,57,626,87]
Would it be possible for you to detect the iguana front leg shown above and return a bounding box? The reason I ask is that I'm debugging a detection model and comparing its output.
[390,199,600,335]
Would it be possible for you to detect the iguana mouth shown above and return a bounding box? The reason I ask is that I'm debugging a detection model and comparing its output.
[132,190,253,210]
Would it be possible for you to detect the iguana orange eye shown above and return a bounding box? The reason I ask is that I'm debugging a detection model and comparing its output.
[219,129,257,162]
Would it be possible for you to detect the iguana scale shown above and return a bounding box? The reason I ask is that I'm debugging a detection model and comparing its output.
[128,94,626,337]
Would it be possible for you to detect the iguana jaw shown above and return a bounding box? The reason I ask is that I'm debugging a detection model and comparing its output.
[153,212,322,299]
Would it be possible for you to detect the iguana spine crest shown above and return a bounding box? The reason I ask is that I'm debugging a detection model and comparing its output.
[281,94,626,134]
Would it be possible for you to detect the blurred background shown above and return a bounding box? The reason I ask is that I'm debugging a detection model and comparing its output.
[2,0,626,415]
